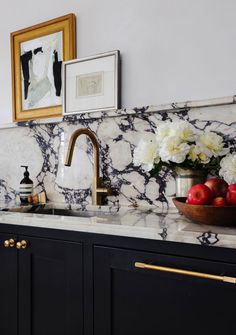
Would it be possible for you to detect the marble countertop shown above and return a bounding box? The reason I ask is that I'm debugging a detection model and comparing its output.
[0,201,236,250]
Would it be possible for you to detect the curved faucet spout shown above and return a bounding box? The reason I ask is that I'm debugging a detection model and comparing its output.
[64,128,110,205]
[65,128,100,182]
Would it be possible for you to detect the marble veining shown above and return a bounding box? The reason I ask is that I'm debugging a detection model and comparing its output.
[0,103,235,208]
[197,232,219,246]
[0,202,236,250]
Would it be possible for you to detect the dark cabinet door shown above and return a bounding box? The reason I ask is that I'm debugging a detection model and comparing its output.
[0,233,17,335]
[94,246,236,335]
[18,236,83,335]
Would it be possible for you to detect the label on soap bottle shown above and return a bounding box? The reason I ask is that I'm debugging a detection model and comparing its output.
[19,184,33,202]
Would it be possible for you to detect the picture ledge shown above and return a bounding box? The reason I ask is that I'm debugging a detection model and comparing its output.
[0,94,235,130]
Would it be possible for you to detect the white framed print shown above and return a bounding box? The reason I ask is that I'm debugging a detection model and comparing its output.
[63,50,121,115]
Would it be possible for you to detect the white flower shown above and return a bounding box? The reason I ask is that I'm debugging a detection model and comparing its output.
[159,136,190,164]
[188,145,211,164]
[198,152,211,164]
[156,120,198,144]
[219,154,236,183]
[170,120,198,142]
[188,145,199,162]
[156,121,172,143]
[133,138,160,172]
[198,132,229,158]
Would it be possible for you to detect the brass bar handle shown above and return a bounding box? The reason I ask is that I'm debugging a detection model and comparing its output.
[16,240,28,250]
[4,239,16,248]
[96,188,109,193]
[135,262,236,284]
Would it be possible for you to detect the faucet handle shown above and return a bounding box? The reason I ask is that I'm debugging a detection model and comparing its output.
[97,177,113,195]
[106,187,114,197]
[95,177,113,205]
[96,186,113,196]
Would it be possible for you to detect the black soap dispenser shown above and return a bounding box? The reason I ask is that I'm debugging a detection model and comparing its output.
[20,166,33,204]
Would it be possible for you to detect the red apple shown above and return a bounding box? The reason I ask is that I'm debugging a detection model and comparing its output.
[226,184,236,205]
[187,184,213,205]
[211,197,227,207]
[228,184,236,193]
[204,178,228,198]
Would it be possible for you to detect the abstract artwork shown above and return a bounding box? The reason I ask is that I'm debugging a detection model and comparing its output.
[63,50,121,115]
[20,32,63,110]
[11,14,76,121]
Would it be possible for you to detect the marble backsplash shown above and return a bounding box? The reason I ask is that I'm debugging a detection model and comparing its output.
[0,103,236,208]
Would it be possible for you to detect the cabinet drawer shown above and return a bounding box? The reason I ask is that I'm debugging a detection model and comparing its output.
[94,246,236,335]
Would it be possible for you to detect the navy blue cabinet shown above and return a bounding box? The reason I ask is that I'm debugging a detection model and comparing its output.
[0,233,83,335]
[1,224,236,335]
[94,246,236,335]
[0,233,17,335]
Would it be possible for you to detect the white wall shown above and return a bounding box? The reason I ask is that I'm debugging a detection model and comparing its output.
[1,0,236,124]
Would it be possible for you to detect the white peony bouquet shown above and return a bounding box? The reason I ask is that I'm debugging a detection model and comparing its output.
[133,120,230,175]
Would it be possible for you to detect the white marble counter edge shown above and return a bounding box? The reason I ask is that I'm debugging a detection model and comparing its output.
[0,95,235,129]
[1,210,236,250]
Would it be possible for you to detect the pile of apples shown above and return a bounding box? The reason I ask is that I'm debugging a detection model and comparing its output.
[187,178,236,206]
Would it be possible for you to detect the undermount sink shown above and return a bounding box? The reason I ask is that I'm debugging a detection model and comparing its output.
[31,207,98,218]
[1,205,114,218]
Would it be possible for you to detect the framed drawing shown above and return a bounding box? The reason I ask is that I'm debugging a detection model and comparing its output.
[63,50,121,115]
[11,13,76,122]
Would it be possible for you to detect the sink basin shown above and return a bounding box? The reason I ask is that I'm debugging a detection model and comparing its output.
[31,207,98,217]
[1,205,114,218]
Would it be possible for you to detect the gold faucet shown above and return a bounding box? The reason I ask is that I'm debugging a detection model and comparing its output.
[64,128,111,205]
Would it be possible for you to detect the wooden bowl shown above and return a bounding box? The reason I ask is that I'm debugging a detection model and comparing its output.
[172,197,236,226]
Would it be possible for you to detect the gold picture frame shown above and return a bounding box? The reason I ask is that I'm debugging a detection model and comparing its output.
[11,13,76,122]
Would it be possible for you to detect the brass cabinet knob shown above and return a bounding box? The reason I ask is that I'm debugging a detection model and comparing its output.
[16,240,28,250]
[4,239,16,248]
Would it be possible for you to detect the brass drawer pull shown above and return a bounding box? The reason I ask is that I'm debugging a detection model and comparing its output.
[135,262,236,284]
[4,239,16,248]
[16,240,28,250]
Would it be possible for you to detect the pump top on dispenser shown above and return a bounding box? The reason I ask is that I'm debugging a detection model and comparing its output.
[20,165,33,204]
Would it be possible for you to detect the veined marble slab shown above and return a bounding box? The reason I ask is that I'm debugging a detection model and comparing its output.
[0,204,236,250]
[0,102,235,208]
